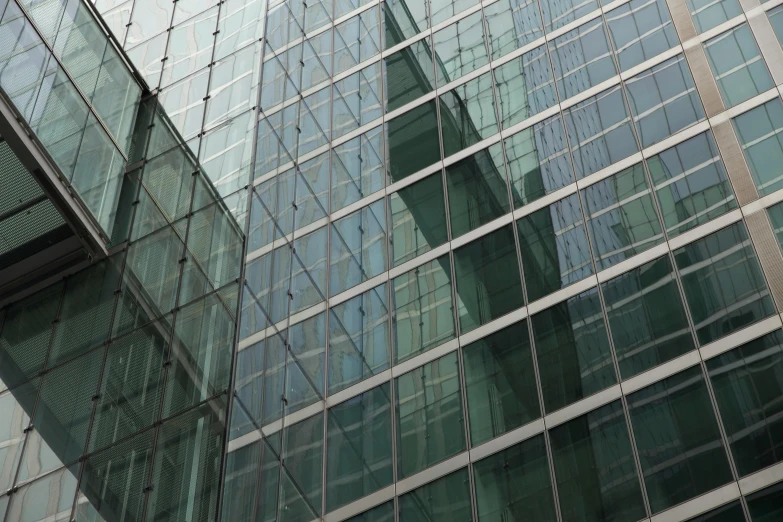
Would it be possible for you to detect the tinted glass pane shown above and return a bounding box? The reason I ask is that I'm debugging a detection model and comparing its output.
[606,0,678,71]
[446,144,510,238]
[434,12,488,85]
[389,173,449,266]
[707,331,783,477]
[532,288,616,413]
[688,0,741,33]
[387,101,441,182]
[330,200,388,296]
[347,501,395,522]
[484,0,544,60]
[747,482,783,521]
[647,131,736,238]
[440,72,498,158]
[332,127,385,212]
[704,24,773,108]
[494,45,557,128]
[384,39,435,111]
[582,163,664,270]
[733,98,783,197]
[431,0,480,25]
[550,401,646,522]
[674,222,775,345]
[396,352,466,478]
[602,256,695,379]
[771,5,783,45]
[398,468,473,521]
[327,384,393,512]
[541,0,599,31]
[549,18,616,100]
[393,255,455,362]
[685,502,745,522]
[282,413,324,518]
[473,434,558,521]
[769,201,783,251]
[628,366,733,513]
[463,320,541,446]
[384,0,429,47]
[455,225,524,333]
[517,194,593,302]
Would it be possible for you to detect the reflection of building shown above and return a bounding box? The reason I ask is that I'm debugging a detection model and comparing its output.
[5,0,783,520]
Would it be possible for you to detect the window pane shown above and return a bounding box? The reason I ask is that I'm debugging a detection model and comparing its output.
[387,101,441,182]
[550,401,646,522]
[582,163,664,270]
[445,144,510,238]
[504,115,575,208]
[454,225,525,333]
[330,199,388,296]
[541,0,599,31]
[704,24,773,108]
[532,287,616,412]
[327,384,393,512]
[647,131,736,238]
[549,18,616,100]
[684,501,745,521]
[440,72,498,158]
[389,173,448,266]
[434,11,488,85]
[393,255,455,362]
[769,201,783,251]
[473,434,558,521]
[384,39,435,112]
[602,256,695,379]
[674,222,775,345]
[396,352,466,478]
[383,0,429,47]
[688,0,741,33]
[747,482,783,521]
[625,55,704,148]
[517,194,594,302]
[628,366,733,513]
[563,86,639,179]
[606,0,678,71]
[431,0,480,25]
[770,5,783,45]
[398,469,473,521]
[347,501,395,522]
[733,98,783,197]
[463,320,541,446]
[333,64,383,140]
[332,126,385,212]
[484,0,543,60]
[494,45,557,129]
[706,330,783,477]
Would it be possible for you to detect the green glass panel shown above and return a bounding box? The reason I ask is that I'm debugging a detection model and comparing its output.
[331,127,385,212]
[221,441,260,522]
[769,201,783,252]
[647,131,736,238]
[389,173,448,267]
[445,144,510,238]
[431,0,480,25]
[281,413,324,518]
[602,256,695,379]
[517,194,594,302]
[733,98,783,197]
[541,0,598,30]
[326,384,393,512]
[330,199,388,296]
[346,501,394,522]
[685,502,745,521]
[387,101,441,182]
[473,434,557,521]
[454,225,524,333]
[393,255,455,362]
[396,352,465,478]
[493,45,556,129]
[440,72,498,158]
[290,226,328,315]
[398,468,473,521]
[605,0,679,71]
[5,465,78,522]
[550,401,646,522]
[771,5,783,44]
[674,222,775,345]
[433,11,488,85]
[706,330,783,477]
[463,320,540,446]
[687,0,741,33]
[142,146,195,223]
[549,18,616,99]
[532,288,616,413]
[384,39,435,111]
[484,0,544,60]
[383,0,429,48]
[747,482,783,521]
[582,163,664,270]
[628,366,733,513]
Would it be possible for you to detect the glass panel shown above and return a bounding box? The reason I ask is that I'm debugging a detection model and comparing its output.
[383,0,429,48]
[647,131,736,238]
[332,126,385,212]
[387,101,441,182]
[290,226,328,315]
[333,63,383,140]
[393,255,455,362]
[770,5,783,45]
[747,482,783,521]
[605,0,678,72]
[541,0,599,31]
[205,44,262,128]
[769,201,783,252]
[548,18,616,100]
[431,0,480,25]
[707,330,783,477]
[602,256,695,379]
[334,8,382,76]
[483,0,544,60]
[532,287,616,413]
[220,441,261,522]
[282,413,324,518]
[389,173,449,266]
[625,55,704,149]
[733,98,783,197]
[398,468,473,521]
[454,225,525,333]
[346,501,395,522]
[0,384,36,493]
[286,313,327,414]
[517,194,594,302]
[463,320,540,446]
[329,284,390,394]
[4,465,78,522]
[384,39,435,112]
[473,434,558,521]
[439,72,498,158]
[214,0,266,60]
[685,502,746,522]
[433,11,488,85]
[330,199,388,296]
[125,0,173,46]
[688,0,742,33]
[628,366,733,513]
[504,115,575,208]
[494,45,557,129]
[160,8,218,88]
[563,86,639,179]
[704,24,773,109]
[326,384,393,512]
[581,163,664,270]
[674,222,775,345]
[395,352,465,478]
[445,144,510,238]
[550,401,646,522]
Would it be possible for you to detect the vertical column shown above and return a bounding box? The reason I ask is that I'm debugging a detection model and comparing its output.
[684,42,727,118]
[712,117,760,205]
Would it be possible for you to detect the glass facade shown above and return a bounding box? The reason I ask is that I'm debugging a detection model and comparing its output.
[3,0,783,519]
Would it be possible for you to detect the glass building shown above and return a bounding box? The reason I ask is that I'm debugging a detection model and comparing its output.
[5,0,783,519]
